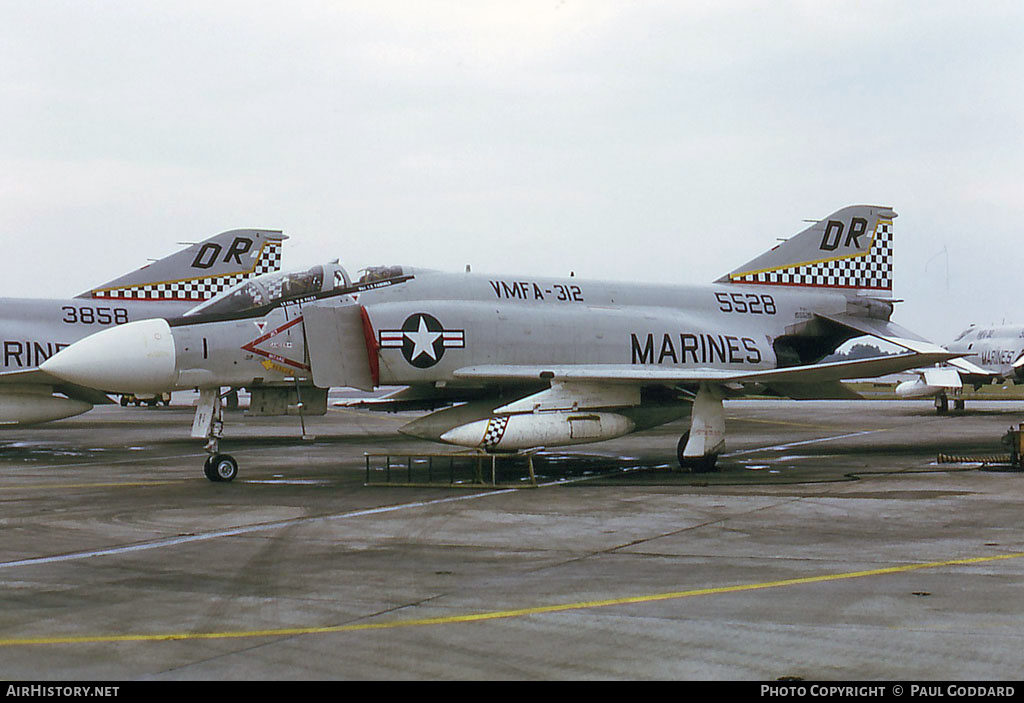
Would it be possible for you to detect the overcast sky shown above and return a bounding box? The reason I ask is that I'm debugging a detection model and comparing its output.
[2,1,1021,343]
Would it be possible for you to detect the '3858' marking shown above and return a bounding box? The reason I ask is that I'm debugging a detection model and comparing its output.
[61,306,130,325]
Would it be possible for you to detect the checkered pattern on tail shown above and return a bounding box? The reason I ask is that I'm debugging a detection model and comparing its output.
[482,416,510,450]
[730,220,892,291]
[90,241,283,302]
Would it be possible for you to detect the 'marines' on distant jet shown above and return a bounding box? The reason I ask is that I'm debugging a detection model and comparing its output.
[42,205,958,481]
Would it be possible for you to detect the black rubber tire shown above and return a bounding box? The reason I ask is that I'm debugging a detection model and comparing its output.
[204,454,238,482]
[676,431,719,473]
[676,431,690,469]
[691,454,719,473]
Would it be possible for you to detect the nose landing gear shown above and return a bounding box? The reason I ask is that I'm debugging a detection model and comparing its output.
[194,388,238,482]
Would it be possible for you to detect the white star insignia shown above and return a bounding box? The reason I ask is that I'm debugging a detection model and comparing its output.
[404,315,442,361]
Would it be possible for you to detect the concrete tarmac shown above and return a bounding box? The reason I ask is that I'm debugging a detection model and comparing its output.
[1,397,1023,680]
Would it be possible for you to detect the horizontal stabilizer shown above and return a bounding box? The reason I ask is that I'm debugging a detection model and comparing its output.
[814,313,949,355]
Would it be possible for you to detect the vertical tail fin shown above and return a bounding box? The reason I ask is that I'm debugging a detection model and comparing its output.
[719,205,895,295]
[79,229,287,303]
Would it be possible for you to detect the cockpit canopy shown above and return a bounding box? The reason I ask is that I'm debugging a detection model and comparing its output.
[357,265,406,284]
[184,263,352,317]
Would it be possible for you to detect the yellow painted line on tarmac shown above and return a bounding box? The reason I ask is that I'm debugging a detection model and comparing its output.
[3,551,1022,647]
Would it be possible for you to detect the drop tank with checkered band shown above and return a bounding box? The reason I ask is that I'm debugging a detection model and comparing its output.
[41,205,959,481]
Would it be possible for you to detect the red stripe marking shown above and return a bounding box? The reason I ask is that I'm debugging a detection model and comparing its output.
[360,306,380,387]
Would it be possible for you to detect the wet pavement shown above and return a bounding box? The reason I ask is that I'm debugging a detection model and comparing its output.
[1,398,1023,680]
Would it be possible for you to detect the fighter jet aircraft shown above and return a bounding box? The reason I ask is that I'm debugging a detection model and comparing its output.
[0,228,286,425]
[895,324,1022,413]
[41,204,959,482]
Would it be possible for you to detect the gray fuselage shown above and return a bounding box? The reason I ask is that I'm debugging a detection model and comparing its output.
[167,267,868,392]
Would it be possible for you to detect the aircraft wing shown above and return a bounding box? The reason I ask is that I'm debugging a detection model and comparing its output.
[818,312,1005,386]
[909,357,998,390]
[0,368,53,385]
[338,385,503,412]
[949,357,997,378]
[903,357,998,390]
[813,312,942,354]
[452,349,961,387]
[930,367,964,387]
[0,368,115,405]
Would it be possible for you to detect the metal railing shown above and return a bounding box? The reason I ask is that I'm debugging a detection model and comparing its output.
[364,450,538,487]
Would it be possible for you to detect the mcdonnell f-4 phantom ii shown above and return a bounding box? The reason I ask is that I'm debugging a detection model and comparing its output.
[0,228,285,425]
[895,324,1024,413]
[41,204,959,481]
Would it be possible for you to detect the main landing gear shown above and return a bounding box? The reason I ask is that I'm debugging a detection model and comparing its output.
[193,388,238,482]
[934,392,966,415]
[677,384,725,473]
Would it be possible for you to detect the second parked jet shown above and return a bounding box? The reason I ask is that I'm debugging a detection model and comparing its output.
[0,228,285,425]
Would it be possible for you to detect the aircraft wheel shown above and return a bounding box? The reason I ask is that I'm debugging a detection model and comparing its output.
[204,454,238,483]
[676,432,720,473]
[690,454,719,473]
[676,431,689,469]
[935,394,949,415]
[954,399,965,412]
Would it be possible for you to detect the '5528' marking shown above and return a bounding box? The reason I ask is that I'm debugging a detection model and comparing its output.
[715,292,776,315]
[61,306,130,325]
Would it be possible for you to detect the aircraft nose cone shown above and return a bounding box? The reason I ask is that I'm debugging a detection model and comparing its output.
[41,318,178,394]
